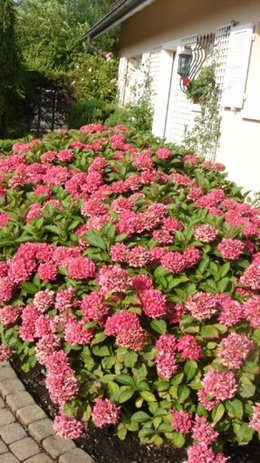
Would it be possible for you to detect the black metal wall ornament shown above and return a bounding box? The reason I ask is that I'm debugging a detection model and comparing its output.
[178,33,215,93]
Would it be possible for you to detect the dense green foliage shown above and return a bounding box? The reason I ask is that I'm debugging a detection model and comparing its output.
[67,99,115,128]
[0,0,23,137]
[16,0,118,72]
[16,0,89,72]
[0,125,259,462]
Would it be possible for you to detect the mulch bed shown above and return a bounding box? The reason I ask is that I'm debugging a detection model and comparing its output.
[11,359,260,463]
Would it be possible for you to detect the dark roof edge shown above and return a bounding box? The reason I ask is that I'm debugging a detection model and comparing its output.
[83,0,155,41]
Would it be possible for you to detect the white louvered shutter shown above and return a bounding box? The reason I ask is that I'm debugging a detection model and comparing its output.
[222,23,253,108]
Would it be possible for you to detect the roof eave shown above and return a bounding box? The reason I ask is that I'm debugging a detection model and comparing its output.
[84,0,156,42]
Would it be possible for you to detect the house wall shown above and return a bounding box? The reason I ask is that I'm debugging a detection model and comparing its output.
[119,0,260,192]
[120,0,260,57]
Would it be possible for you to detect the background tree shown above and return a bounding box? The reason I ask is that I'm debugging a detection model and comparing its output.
[16,0,90,72]
[0,0,23,137]
[16,0,118,72]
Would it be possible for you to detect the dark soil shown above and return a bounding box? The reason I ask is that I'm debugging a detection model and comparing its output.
[11,359,260,463]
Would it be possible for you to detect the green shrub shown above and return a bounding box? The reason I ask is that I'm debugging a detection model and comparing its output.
[106,101,153,133]
[67,99,115,128]
[0,125,259,462]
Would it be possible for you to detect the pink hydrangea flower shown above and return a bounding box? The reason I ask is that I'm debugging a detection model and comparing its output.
[217,238,244,260]
[152,229,173,244]
[57,149,74,162]
[184,247,201,268]
[45,350,71,374]
[0,212,10,227]
[45,370,78,405]
[36,243,54,262]
[55,288,76,312]
[67,257,96,280]
[116,327,148,351]
[8,256,36,284]
[171,173,192,186]
[105,311,140,336]
[240,263,260,291]
[195,188,225,208]
[177,335,202,360]
[243,296,260,328]
[218,333,254,369]
[249,404,260,432]
[193,224,218,243]
[0,261,8,278]
[0,277,14,304]
[133,151,153,170]
[97,265,131,293]
[167,302,186,324]
[54,414,83,439]
[19,304,40,341]
[81,291,109,324]
[186,292,217,321]
[149,246,168,264]
[37,262,58,282]
[162,217,183,232]
[192,415,218,445]
[12,139,40,154]
[80,123,105,133]
[35,334,60,365]
[155,335,178,379]
[170,410,192,433]
[40,150,57,162]
[26,203,42,223]
[33,185,51,196]
[92,399,120,428]
[139,289,166,318]
[187,444,227,463]
[126,246,150,267]
[183,154,199,167]
[156,148,171,160]
[64,319,93,345]
[0,305,21,326]
[0,345,12,362]
[161,251,187,273]
[215,294,243,327]
[198,369,237,410]
[131,274,153,291]
[34,315,53,338]
[187,185,204,201]
[110,243,129,262]
[33,290,55,313]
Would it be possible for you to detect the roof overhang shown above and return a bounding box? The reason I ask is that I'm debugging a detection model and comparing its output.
[83,0,156,42]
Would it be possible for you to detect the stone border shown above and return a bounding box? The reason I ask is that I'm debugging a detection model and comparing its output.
[0,361,94,463]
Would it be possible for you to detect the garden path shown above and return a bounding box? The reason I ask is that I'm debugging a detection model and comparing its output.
[0,361,93,463]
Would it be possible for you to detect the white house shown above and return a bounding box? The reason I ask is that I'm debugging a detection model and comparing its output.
[85,0,260,193]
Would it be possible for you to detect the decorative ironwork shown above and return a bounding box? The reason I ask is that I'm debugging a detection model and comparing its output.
[179,33,215,93]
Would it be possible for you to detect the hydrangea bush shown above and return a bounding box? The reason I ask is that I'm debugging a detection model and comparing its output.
[0,124,259,463]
